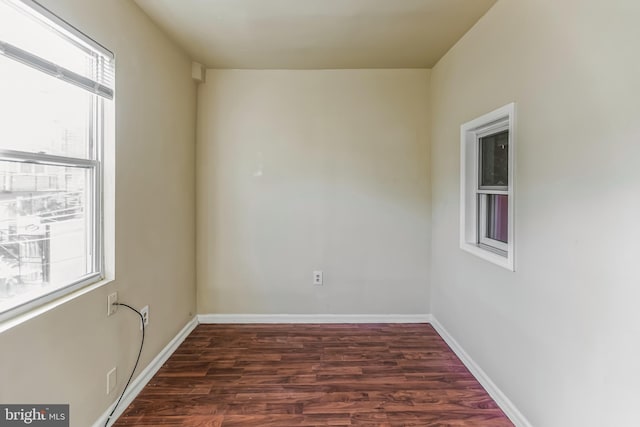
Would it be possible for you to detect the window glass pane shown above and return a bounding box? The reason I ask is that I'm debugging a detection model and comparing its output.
[0,160,94,313]
[485,194,508,243]
[480,130,508,187]
[0,55,94,159]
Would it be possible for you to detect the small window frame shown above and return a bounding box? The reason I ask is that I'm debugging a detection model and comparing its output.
[460,103,515,271]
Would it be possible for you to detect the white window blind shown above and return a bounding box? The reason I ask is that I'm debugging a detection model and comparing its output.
[0,0,114,99]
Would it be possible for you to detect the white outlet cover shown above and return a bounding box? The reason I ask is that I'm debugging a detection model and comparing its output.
[140,305,149,330]
[107,292,118,316]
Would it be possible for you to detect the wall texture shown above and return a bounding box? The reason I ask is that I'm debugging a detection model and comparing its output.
[430,0,640,425]
[197,69,431,315]
[0,1,197,426]
[6,1,637,425]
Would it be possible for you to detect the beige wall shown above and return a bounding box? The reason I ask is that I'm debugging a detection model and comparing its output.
[197,69,431,315]
[7,0,639,425]
[0,1,197,426]
[430,0,640,425]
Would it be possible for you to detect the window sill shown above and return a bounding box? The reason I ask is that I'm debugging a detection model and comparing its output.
[460,242,514,271]
[0,276,114,334]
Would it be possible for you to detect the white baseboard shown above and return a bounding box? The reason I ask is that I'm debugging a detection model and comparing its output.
[92,317,199,427]
[197,313,433,324]
[93,313,530,427]
[429,316,532,427]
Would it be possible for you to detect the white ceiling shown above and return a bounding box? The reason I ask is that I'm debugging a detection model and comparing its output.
[134,0,496,69]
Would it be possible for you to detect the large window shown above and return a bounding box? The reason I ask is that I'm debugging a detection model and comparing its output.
[0,0,113,318]
[460,103,515,270]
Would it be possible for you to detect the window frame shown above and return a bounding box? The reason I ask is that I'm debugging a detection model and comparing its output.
[460,103,515,271]
[0,0,112,321]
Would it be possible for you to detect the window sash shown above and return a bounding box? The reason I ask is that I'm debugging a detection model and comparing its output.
[0,149,99,168]
[0,272,102,322]
[477,193,508,254]
[0,51,106,319]
[0,155,102,320]
[477,124,509,191]
[474,123,509,253]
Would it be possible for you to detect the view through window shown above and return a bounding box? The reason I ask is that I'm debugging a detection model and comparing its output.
[0,0,113,317]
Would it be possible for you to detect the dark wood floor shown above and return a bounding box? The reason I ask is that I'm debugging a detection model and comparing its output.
[114,323,513,426]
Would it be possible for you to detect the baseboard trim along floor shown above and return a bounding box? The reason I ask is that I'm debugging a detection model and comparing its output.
[97,313,532,427]
[94,317,198,427]
[430,317,532,427]
[197,313,433,324]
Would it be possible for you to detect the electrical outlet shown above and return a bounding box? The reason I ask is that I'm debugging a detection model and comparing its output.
[313,270,323,285]
[140,305,149,330]
[107,367,117,395]
[107,292,118,316]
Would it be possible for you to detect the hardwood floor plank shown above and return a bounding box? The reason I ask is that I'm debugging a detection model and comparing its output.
[114,323,512,426]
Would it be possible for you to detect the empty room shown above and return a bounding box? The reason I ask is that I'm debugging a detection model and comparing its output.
[0,0,639,426]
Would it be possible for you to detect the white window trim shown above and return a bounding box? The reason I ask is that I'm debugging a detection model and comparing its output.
[460,103,515,271]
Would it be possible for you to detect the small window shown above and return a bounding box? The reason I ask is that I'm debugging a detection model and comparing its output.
[0,0,114,319]
[460,103,515,270]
